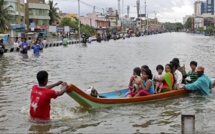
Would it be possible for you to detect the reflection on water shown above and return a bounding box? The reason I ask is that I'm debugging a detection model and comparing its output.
[0,33,215,133]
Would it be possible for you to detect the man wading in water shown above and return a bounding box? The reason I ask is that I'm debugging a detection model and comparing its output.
[30,71,68,122]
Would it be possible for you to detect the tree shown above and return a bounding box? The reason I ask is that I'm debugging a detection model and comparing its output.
[206,26,214,35]
[184,17,192,29]
[175,22,183,31]
[60,17,95,36]
[198,27,204,33]
[48,0,60,25]
[60,17,73,26]
[0,0,14,33]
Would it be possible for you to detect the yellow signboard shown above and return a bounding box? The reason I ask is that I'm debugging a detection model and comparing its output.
[142,20,146,26]
[68,14,77,17]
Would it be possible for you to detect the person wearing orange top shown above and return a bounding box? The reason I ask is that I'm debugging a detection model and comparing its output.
[154,64,174,93]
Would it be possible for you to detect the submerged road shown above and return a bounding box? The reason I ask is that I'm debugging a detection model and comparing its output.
[0,32,215,133]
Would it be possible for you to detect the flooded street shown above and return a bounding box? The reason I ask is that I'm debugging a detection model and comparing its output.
[1,32,215,133]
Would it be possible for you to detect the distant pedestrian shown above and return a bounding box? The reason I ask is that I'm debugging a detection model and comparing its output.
[42,38,47,47]
[13,37,19,51]
[63,37,68,46]
[20,38,29,54]
[0,39,5,55]
[31,41,41,55]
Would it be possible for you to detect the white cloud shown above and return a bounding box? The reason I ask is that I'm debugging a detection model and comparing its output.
[53,0,195,23]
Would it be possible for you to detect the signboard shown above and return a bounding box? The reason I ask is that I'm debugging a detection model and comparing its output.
[30,23,35,27]
[68,14,77,17]
[35,25,49,29]
[31,27,35,31]
[57,26,64,32]
[11,24,25,30]
[138,14,146,17]
[64,26,70,32]
[142,20,146,26]
[70,27,75,32]
[49,26,56,32]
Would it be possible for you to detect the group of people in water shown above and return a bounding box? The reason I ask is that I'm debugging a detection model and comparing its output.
[14,37,46,55]
[0,36,70,56]
[126,58,214,98]
[0,37,46,55]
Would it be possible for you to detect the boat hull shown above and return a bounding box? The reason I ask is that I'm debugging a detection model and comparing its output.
[66,84,190,108]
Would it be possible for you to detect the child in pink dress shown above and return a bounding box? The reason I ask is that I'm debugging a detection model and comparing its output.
[126,67,141,97]
[154,65,164,94]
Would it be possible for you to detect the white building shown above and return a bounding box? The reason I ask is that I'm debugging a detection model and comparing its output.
[194,1,204,16]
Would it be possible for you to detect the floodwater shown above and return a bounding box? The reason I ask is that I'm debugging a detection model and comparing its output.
[0,32,215,133]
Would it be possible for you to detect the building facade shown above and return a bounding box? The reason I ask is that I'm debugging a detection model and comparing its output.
[194,1,205,16]
[80,13,110,30]
[4,0,26,42]
[25,0,50,31]
[206,0,214,14]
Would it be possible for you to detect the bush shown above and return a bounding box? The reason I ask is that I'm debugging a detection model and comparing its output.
[52,33,56,36]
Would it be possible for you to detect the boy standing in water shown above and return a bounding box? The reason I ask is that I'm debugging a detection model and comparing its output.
[20,38,29,54]
[30,71,68,121]
[31,41,41,55]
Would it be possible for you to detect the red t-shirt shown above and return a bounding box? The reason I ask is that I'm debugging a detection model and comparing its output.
[30,85,60,120]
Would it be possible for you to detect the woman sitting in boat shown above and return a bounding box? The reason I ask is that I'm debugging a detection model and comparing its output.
[134,68,155,97]
[126,67,141,97]
[154,64,174,92]
[170,60,183,90]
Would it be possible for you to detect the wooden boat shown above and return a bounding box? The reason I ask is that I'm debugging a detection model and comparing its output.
[66,84,190,108]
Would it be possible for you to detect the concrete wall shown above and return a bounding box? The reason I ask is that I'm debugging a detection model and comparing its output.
[80,13,110,28]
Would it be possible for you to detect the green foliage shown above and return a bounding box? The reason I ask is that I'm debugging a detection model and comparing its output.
[164,22,183,31]
[60,17,95,36]
[184,17,192,29]
[198,27,204,33]
[48,0,60,25]
[0,0,14,33]
[52,33,56,36]
[175,22,184,30]
[206,26,214,33]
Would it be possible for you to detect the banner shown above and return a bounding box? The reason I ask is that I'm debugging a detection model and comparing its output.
[35,25,49,29]
[70,27,75,32]
[57,26,64,32]
[138,14,146,17]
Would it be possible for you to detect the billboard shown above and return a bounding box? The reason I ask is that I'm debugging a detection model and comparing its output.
[49,26,56,32]
[138,14,146,17]
[57,26,64,32]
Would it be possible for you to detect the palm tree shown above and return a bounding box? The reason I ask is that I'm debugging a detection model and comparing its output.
[48,0,60,25]
[0,0,13,33]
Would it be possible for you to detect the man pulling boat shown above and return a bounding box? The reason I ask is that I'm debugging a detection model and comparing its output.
[183,66,214,96]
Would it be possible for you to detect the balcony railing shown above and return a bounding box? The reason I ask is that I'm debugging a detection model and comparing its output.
[29,15,50,20]
[29,3,50,10]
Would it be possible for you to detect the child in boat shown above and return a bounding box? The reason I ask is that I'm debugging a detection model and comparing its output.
[141,65,149,74]
[126,67,141,97]
[182,61,198,83]
[154,65,164,94]
[135,68,154,96]
[154,64,174,92]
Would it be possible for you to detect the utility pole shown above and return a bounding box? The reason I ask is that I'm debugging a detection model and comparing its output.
[118,0,121,19]
[127,5,130,18]
[78,0,81,44]
[93,6,96,13]
[122,0,124,18]
[145,0,148,35]
[136,0,140,18]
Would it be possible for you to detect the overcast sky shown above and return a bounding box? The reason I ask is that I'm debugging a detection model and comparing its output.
[52,0,196,23]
